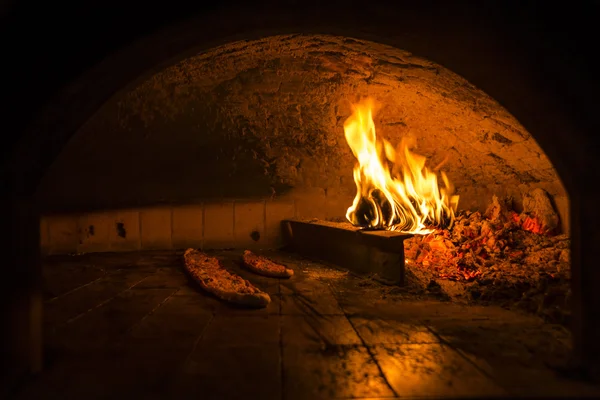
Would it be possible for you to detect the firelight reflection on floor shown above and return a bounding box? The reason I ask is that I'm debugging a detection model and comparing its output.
[13,249,600,399]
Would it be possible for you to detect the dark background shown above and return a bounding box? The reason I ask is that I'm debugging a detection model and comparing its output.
[1,0,599,390]
[0,0,597,179]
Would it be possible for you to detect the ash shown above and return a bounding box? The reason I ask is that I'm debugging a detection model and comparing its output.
[404,189,570,325]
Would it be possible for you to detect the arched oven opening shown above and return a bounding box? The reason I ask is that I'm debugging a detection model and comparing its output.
[38,34,572,322]
[4,3,599,399]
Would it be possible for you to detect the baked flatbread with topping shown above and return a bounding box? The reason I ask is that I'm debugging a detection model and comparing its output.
[242,250,294,278]
[183,248,270,308]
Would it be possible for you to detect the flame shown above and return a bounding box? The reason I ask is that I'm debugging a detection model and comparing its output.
[344,98,459,234]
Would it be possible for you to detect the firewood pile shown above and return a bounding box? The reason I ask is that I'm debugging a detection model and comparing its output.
[404,188,571,325]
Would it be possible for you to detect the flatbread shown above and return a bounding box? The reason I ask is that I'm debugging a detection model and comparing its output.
[242,250,294,278]
[183,248,270,308]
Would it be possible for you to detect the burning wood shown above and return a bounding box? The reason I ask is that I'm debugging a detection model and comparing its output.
[340,97,569,323]
[402,189,570,324]
[405,189,565,283]
[343,98,458,234]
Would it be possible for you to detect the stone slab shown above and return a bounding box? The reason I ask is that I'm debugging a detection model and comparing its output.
[282,344,395,399]
[282,218,412,284]
[371,343,507,397]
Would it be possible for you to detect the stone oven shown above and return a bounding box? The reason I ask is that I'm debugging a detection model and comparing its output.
[2,2,599,398]
[36,33,573,322]
[37,34,569,249]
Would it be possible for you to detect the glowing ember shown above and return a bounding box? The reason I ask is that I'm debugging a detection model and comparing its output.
[511,212,549,235]
[343,98,459,234]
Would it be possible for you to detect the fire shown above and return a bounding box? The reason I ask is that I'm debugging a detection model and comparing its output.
[511,212,548,235]
[343,98,459,234]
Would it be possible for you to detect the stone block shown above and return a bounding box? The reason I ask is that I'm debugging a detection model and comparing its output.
[201,315,280,346]
[282,219,410,284]
[204,202,234,249]
[234,201,265,249]
[243,71,282,93]
[77,212,111,253]
[140,207,172,250]
[478,118,529,143]
[279,77,305,93]
[108,210,141,251]
[480,164,506,184]
[371,344,505,397]
[294,188,327,220]
[324,194,351,220]
[172,204,203,250]
[494,140,541,162]
[281,316,360,345]
[514,155,552,174]
[503,156,538,173]
[282,344,393,399]
[265,200,296,246]
[528,167,559,182]
[47,214,78,254]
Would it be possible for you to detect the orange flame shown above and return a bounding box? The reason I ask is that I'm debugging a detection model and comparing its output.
[344,98,459,234]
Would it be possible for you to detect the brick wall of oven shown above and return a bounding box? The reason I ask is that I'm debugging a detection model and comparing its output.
[36,34,570,236]
[40,197,351,255]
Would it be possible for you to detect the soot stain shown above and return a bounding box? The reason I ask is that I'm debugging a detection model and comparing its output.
[88,225,95,236]
[492,132,513,145]
[116,222,127,238]
[250,230,261,242]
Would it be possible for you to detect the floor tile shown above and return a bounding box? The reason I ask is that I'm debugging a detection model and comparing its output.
[200,314,280,346]
[127,308,212,348]
[47,287,177,351]
[350,317,439,345]
[43,263,106,301]
[134,268,188,289]
[44,269,155,324]
[453,340,600,397]
[282,315,362,346]
[371,343,506,398]
[16,352,182,400]
[16,250,592,399]
[280,292,344,316]
[283,345,395,399]
[172,344,281,399]
[280,278,332,295]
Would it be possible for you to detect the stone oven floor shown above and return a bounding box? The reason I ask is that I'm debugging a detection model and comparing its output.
[12,250,600,399]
